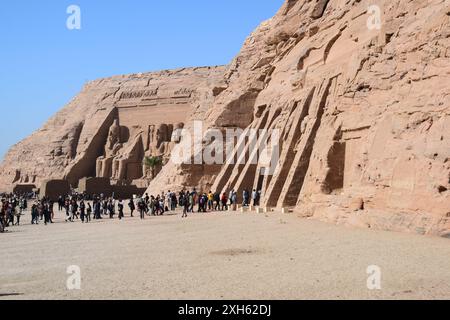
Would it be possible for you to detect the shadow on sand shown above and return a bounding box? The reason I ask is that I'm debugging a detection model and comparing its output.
[0,293,24,297]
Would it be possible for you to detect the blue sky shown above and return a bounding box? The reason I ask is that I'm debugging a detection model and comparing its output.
[0,0,284,160]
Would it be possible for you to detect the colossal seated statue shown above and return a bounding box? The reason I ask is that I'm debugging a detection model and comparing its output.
[96,119,185,181]
[111,135,144,181]
[97,119,123,178]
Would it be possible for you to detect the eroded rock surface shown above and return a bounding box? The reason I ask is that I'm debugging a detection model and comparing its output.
[1,0,449,236]
[0,67,226,190]
[147,0,450,236]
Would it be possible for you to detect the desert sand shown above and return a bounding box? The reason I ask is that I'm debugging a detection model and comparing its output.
[1,207,449,300]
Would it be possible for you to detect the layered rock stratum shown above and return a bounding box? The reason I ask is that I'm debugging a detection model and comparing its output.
[1,0,449,236]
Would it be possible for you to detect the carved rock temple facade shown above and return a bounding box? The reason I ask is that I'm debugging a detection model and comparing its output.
[1,0,449,236]
[0,67,226,197]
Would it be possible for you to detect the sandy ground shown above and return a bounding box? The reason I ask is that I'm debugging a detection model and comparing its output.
[1,206,449,300]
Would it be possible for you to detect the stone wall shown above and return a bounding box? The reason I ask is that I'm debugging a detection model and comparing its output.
[39,180,71,201]
[13,184,36,195]
[78,177,112,197]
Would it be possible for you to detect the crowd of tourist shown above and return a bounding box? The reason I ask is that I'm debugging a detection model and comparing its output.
[0,188,261,232]
[0,194,28,230]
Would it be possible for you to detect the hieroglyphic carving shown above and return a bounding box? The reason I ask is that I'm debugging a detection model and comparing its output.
[173,88,196,97]
[120,89,158,100]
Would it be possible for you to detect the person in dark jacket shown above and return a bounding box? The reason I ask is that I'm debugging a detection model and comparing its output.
[94,199,101,219]
[214,192,221,211]
[86,202,92,223]
[128,199,135,217]
[80,200,86,223]
[31,203,39,224]
[44,204,52,225]
[118,200,124,220]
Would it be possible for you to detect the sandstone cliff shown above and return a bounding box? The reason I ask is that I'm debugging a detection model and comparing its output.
[0,67,226,189]
[1,0,449,236]
[146,0,450,236]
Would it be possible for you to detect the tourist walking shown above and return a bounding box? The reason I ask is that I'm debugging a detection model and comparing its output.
[118,199,124,220]
[71,199,79,221]
[31,203,39,224]
[86,202,92,223]
[44,203,52,225]
[207,191,213,211]
[166,191,172,211]
[94,199,101,219]
[6,202,14,227]
[138,198,146,219]
[0,203,5,233]
[49,200,55,221]
[171,192,177,211]
[242,189,248,206]
[221,193,228,211]
[229,189,234,206]
[182,195,189,218]
[58,196,64,211]
[80,200,86,223]
[214,192,221,211]
[107,199,113,219]
[231,191,237,210]
[128,199,135,217]
[188,192,194,213]
[65,198,70,220]
[13,206,21,226]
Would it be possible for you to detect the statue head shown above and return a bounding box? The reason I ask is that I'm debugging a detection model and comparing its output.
[107,119,121,150]
[156,124,168,148]
[172,123,185,143]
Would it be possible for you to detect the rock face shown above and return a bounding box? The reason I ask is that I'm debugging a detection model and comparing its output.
[0,67,226,191]
[1,0,449,236]
[146,0,450,236]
